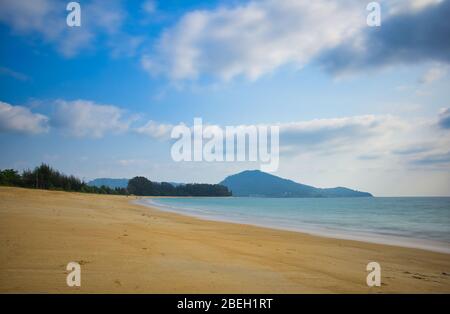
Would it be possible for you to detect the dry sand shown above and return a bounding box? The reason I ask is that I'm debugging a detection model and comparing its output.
[0,186,449,293]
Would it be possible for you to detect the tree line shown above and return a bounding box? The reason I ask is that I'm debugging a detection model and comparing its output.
[127,176,231,196]
[0,164,127,195]
[0,164,231,197]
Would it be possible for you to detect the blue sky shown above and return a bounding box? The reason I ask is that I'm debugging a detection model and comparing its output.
[0,0,449,196]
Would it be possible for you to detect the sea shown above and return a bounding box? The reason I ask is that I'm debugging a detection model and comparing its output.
[137,197,450,254]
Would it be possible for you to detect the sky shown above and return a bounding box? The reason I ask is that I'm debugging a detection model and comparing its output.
[0,0,449,196]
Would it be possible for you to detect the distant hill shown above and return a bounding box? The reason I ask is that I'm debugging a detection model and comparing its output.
[87,178,129,189]
[219,170,372,197]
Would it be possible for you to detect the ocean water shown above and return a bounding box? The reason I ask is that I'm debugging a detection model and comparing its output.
[137,197,450,253]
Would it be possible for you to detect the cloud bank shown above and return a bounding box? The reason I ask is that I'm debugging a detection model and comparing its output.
[1,98,449,171]
[141,0,450,81]
[142,0,365,81]
[0,101,49,134]
[52,100,131,138]
[319,0,450,73]
[1,0,447,81]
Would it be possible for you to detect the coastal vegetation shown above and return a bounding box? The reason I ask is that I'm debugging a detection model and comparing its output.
[0,164,127,195]
[127,176,231,196]
[0,164,231,197]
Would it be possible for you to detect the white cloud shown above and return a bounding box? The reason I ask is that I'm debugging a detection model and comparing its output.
[53,100,130,138]
[275,115,403,159]
[0,101,49,134]
[135,120,174,139]
[0,0,136,57]
[0,0,61,39]
[385,0,444,14]
[157,114,408,160]
[162,113,448,171]
[279,115,398,143]
[142,0,448,82]
[142,0,366,81]
[250,115,407,158]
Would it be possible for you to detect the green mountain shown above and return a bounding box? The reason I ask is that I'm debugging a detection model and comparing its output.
[220,170,372,197]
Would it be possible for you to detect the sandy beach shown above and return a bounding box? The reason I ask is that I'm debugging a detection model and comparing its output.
[0,186,449,293]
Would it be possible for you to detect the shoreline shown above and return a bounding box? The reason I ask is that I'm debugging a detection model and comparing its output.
[138,197,450,255]
[1,187,449,293]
